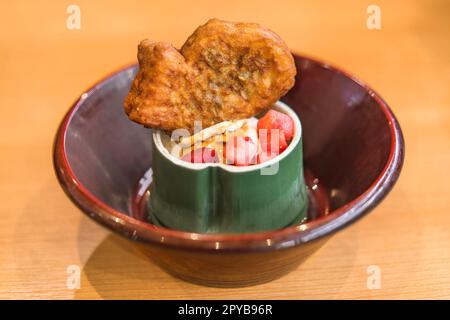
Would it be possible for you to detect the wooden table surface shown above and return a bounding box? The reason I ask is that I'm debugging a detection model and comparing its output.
[1,0,449,299]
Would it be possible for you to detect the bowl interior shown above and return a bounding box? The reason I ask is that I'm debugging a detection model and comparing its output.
[60,56,395,238]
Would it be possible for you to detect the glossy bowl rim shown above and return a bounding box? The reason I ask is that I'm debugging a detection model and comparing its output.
[53,53,405,252]
[152,100,302,172]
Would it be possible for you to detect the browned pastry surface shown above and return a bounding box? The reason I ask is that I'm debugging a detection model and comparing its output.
[124,19,296,132]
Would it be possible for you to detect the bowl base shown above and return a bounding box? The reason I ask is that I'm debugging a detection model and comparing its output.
[131,169,330,229]
[128,168,331,287]
[134,235,330,288]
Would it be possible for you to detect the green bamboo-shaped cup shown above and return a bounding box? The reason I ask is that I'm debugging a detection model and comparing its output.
[149,101,308,233]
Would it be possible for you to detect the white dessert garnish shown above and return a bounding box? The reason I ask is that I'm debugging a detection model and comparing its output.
[179,119,246,148]
[175,118,258,163]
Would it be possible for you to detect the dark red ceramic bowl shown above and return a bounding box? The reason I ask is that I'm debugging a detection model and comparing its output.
[53,54,404,287]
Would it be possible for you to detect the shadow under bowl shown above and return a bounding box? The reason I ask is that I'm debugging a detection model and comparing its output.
[53,54,404,287]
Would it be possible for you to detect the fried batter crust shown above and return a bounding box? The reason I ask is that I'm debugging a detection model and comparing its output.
[124,19,297,132]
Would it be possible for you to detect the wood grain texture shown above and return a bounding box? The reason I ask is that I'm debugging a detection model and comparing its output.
[0,0,449,299]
